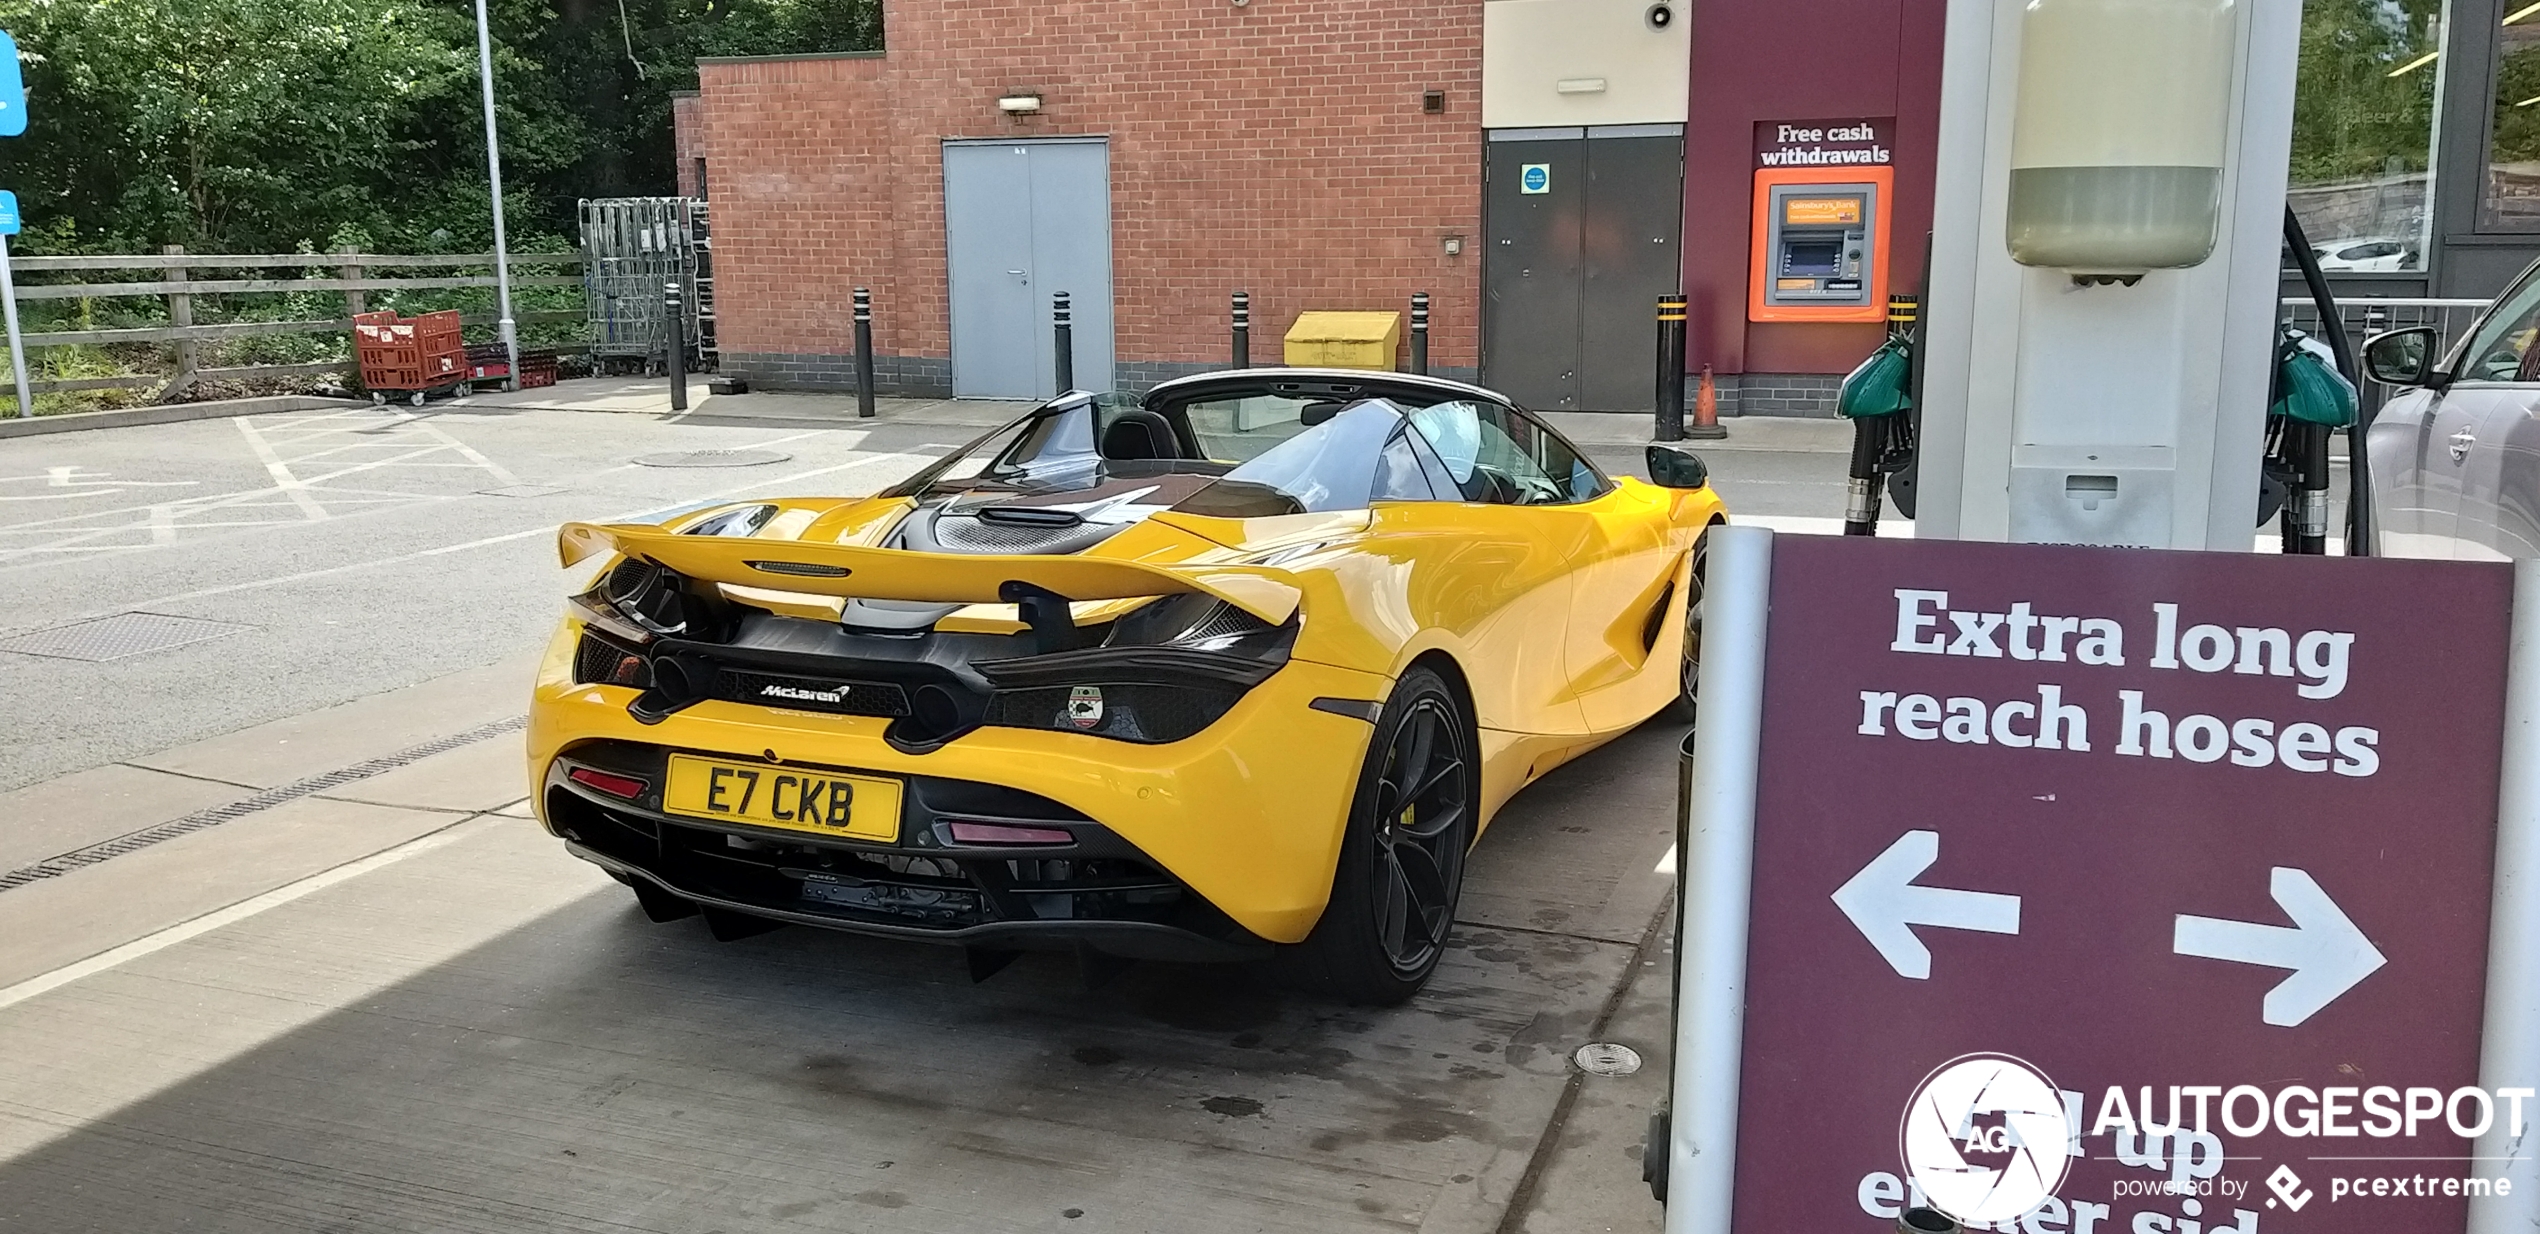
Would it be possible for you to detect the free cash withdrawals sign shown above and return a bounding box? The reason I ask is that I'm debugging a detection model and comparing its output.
[1679,533,2527,1234]
[1753,117,1894,169]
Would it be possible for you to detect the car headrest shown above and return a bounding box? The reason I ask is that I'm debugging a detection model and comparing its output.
[1100,408,1177,461]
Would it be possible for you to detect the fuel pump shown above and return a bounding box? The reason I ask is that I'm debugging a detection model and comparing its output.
[1836,294,1920,535]
[2275,205,2369,556]
[2260,325,2357,554]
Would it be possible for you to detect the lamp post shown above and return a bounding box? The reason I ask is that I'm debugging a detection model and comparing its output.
[472,0,520,391]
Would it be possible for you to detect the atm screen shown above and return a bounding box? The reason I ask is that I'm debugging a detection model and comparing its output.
[1782,238,1844,277]
[1784,197,1863,225]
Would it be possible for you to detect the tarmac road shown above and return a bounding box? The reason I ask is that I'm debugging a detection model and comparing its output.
[0,381,1863,1233]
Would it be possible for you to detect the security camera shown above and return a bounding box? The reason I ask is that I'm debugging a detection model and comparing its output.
[1646,2,1674,30]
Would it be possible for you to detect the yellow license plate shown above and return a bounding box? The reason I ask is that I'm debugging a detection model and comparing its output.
[662,754,902,842]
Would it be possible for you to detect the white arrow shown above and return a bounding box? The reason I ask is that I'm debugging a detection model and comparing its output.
[1831,830,2023,979]
[2174,867,2386,1028]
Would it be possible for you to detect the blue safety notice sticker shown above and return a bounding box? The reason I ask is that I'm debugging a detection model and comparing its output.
[1520,163,1551,194]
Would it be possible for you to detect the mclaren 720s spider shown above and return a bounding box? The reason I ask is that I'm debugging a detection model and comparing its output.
[530,369,1726,1002]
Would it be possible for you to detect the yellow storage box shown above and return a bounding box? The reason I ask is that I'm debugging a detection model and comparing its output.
[1283,311,1402,371]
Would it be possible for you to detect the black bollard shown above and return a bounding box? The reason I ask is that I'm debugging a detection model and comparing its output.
[1054,291,1075,394]
[664,280,687,413]
[1654,295,1688,442]
[1232,290,1251,369]
[853,287,876,419]
[1409,292,1430,376]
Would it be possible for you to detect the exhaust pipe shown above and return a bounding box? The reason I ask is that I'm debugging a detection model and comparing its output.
[628,653,712,725]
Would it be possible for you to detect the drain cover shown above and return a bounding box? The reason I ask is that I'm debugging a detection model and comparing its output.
[1572,1043,1643,1076]
[0,612,250,662]
[632,448,791,469]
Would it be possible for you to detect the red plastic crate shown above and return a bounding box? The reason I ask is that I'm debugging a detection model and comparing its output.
[354,311,465,391]
[411,310,462,354]
[361,363,426,391]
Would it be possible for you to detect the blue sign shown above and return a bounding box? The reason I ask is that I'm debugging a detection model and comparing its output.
[0,191,19,237]
[0,33,24,138]
[1520,163,1551,195]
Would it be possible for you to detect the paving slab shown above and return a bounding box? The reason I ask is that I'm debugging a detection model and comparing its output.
[0,795,474,987]
[1508,918,1677,1234]
[1462,720,1684,946]
[129,652,536,790]
[0,763,250,872]
[313,729,534,815]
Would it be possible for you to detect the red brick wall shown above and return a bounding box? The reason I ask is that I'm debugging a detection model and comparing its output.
[698,1,1484,377]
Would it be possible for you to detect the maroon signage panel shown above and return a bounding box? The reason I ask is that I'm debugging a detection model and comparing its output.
[1733,536,2513,1232]
[1753,117,1896,170]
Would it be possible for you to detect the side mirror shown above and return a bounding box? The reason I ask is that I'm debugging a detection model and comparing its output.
[1646,445,1711,489]
[2362,326,2442,388]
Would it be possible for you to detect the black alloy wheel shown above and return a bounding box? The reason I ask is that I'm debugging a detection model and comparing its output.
[1666,540,1708,723]
[1276,666,1475,1004]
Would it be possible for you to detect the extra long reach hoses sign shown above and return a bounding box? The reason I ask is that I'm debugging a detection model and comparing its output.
[1669,531,2538,1234]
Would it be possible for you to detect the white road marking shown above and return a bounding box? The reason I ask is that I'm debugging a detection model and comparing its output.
[233,415,331,522]
[1,410,532,560]
[0,422,856,564]
[100,448,935,613]
[0,818,485,1014]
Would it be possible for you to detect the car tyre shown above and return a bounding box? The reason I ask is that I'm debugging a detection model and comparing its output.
[1663,538,1708,723]
[1274,665,1475,1005]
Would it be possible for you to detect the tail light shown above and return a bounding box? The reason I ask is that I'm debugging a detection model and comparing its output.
[568,767,649,800]
[947,820,1076,845]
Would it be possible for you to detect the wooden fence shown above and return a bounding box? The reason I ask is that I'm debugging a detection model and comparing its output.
[12,247,586,398]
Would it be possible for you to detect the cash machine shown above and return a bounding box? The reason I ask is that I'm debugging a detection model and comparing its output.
[1747,166,1891,323]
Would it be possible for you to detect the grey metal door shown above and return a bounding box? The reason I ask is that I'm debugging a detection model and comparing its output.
[944,139,1114,399]
[1579,131,1684,412]
[1485,132,1586,409]
[1484,127,1683,412]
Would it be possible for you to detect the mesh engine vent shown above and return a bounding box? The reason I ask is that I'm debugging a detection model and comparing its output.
[573,633,649,686]
[605,558,657,597]
[1184,602,1272,642]
[930,515,1096,553]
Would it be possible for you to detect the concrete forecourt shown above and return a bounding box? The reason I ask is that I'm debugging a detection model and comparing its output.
[0,382,1864,1232]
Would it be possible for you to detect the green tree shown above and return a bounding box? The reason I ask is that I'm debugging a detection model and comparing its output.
[0,0,880,255]
[2288,0,2442,185]
[1,0,473,251]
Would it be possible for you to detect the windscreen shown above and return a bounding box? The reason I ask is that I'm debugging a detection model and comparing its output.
[1170,399,1402,518]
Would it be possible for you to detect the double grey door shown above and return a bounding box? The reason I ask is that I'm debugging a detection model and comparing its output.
[1483,127,1684,412]
[943,139,1115,399]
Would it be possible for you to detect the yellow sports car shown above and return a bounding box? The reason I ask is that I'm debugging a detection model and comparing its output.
[530,370,1725,1002]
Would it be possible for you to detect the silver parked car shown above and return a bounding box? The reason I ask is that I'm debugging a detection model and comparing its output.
[2363,269,2540,560]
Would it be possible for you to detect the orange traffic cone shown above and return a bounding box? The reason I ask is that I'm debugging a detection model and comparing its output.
[1687,364,1727,439]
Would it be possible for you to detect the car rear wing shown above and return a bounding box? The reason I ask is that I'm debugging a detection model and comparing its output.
[557,522,1304,625]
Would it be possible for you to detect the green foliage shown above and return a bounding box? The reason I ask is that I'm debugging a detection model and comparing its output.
[0,0,880,255]
[2495,29,2540,175]
[2288,0,2441,186]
